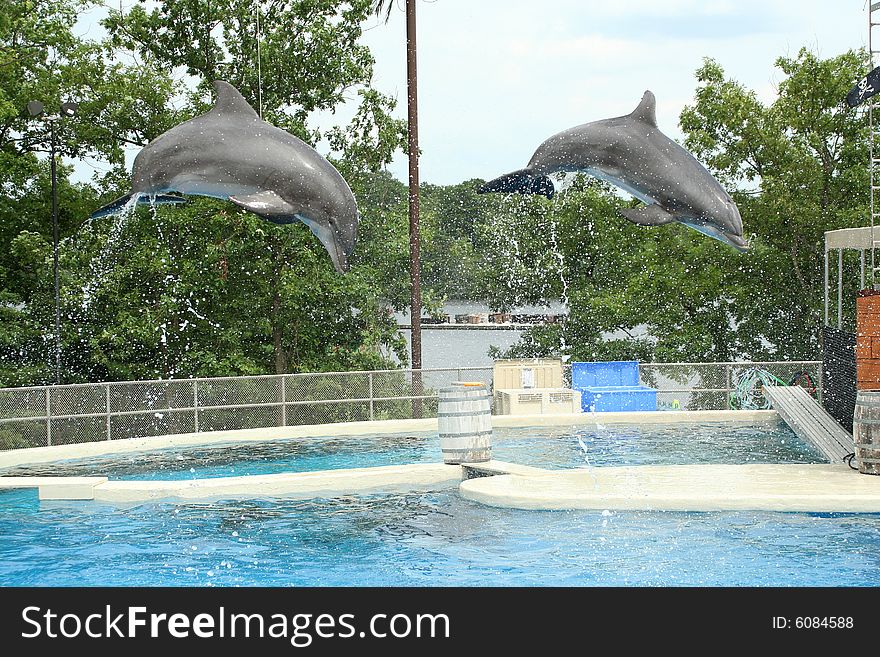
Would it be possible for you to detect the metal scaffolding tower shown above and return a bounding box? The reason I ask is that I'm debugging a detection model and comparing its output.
[869,2,880,285]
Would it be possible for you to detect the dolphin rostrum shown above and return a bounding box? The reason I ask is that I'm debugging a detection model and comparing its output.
[91,80,358,272]
[478,91,748,251]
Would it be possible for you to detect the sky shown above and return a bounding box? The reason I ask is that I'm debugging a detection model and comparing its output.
[74,0,871,186]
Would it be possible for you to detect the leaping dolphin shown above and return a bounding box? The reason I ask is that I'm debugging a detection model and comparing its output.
[91,80,358,272]
[478,91,748,251]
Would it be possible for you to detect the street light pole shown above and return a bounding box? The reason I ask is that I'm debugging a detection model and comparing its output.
[27,100,77,385]
[50,121,60,385]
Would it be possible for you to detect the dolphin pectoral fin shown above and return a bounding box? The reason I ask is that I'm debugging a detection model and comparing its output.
[478,169,555,199]
[91,194,136,219]
[153,194,187,206]
[619,204,676,226]
[229,190,299,218]
[90,193,187,219]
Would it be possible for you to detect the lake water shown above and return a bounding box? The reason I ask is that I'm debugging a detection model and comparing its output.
[392,301,566,368]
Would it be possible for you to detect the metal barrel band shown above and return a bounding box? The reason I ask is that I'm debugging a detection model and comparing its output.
[854,442,880,448]
[438,430,493,440]
[437,395,489,403]
[854,417,880,425]
[441,448,491,456]
[437,409,491,418]
[855,456,880,464]
[854,399,880,408]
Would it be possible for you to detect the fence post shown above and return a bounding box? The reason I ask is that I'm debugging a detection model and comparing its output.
[105,383,111,440]
[725,364,732,410]
[45,387,51,447]
[368,371,374,421]
[281,375,287,427]
[193,379,200,433]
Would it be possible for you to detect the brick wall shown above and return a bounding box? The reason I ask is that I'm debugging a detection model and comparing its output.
[857,291,880,390]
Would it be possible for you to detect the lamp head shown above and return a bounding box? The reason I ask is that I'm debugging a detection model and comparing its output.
[26,101,44,118]
[60,101,78,117]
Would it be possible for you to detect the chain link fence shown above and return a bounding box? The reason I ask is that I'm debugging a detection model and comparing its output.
[0,362,820,450]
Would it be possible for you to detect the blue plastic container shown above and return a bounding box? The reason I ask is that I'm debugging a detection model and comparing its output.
[571,361,641,388]
[570,361,658,412]
[578,386,658,413]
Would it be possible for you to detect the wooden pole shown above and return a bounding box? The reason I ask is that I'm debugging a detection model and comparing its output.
[406,0,423,418]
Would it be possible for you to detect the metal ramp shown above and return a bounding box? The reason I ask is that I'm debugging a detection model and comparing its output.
[764,386,853,463]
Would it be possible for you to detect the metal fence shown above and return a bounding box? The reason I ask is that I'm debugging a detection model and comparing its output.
[0,361,821,450]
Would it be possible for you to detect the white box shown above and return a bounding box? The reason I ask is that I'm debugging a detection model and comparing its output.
[493,388,581,415]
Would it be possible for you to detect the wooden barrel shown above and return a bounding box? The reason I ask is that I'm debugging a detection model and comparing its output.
[438,382,492,464]
[853,391,880,475]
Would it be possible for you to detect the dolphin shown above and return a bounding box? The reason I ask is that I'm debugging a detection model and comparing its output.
[91,80,358,272]
[478,91,748,251]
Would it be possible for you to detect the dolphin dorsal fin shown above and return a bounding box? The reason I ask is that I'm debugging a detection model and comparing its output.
[211,80,259,119]
[629,91,657,127]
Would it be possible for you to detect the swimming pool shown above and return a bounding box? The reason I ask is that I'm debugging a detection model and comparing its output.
[1,420,822,481]
[1,419,867,586]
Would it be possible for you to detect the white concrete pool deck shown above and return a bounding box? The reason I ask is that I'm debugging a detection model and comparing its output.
[3,461,879,512]
[0,476,108,500]
[0,461,544,503]
[459,463,880,512]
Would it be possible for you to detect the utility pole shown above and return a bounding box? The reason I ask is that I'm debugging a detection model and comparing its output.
[406,0,423,417]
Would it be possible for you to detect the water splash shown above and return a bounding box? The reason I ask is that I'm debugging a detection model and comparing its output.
[546,207,569,308]
[576,422,599,490]
[81,193,143,310]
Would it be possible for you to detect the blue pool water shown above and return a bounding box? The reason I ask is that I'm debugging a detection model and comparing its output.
[1,420,822,481]
[1,488,878,586]
[3,420,876,587]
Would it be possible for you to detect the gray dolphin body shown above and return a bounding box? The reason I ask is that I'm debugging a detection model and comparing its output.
[479,91,748,251]
[91,80,358,272]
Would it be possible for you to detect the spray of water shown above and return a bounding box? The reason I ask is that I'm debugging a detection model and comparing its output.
[576,401,601,489]
[546,201,569,308]
[81,193,143,309]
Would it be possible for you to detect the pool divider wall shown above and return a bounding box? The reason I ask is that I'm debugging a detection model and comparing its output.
[0,461,541,504]
[5,459,880,513]
[459,463,880,513]
[0,476,108,500]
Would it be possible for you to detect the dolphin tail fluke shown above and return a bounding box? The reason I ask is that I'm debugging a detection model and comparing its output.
[90,193,186,219]
[478,169,555,199]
